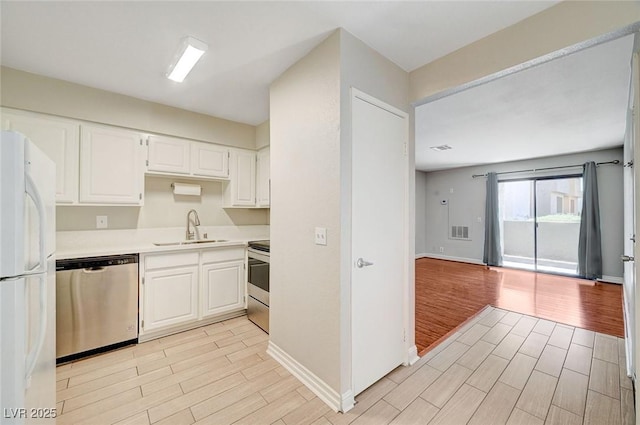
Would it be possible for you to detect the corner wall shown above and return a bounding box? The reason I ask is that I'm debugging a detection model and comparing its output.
[418,148,624,280]
[269,31,343,394]
[269,28,412,409]
[409,2,640,103]
[338,28,412,398]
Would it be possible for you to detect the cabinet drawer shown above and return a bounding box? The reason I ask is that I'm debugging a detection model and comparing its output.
[201,247,245,264]
[145,252,199,270]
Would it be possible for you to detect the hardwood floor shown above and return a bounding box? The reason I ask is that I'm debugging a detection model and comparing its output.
[415,258,625,353]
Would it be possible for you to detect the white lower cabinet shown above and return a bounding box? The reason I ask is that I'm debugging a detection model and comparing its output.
[141,246,246,339]
[201,261,244,318]
[143,266,199,331]
[141,252,199,332]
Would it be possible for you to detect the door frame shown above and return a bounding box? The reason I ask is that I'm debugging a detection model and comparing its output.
[498,174,583,277]
[347,88,415,409]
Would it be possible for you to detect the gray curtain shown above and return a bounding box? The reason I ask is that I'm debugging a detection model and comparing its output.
[483,172,502,266]
[578,162,602,279]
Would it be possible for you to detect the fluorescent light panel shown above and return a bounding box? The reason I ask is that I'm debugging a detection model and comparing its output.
[167,36,208,83]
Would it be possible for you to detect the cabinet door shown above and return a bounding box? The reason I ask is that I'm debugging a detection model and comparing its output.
[256,147,270,207]
[79,125,144,205]
[3,110,80,204]
[147,135,190,174]
[226,149,256,206]
[143,266,199,331]
[191,142,229,178]
[201,261,244,318]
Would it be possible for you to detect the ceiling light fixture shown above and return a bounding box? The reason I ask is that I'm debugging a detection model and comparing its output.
[167,36,208,83]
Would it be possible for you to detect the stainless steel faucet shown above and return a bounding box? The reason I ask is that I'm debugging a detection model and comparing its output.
[186,209,201,240]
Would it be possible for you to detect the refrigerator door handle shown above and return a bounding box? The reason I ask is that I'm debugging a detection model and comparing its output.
[25,172,47,274]
[24,273,47,387]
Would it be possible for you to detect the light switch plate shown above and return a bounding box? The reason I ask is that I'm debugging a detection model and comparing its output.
[315,227,327,246]
[96,215,108,229]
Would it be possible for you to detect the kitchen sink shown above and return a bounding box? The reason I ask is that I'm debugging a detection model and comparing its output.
[153,239,228,246]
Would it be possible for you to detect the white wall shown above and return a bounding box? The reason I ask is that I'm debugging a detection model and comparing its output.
[338,29,412,397]
[56,176,268,230]
[270,31,343,392]
[1,67,269,231]
[270,28,411,406]
[409,1,640,103]
[417,148,624,280]
[255,120,270,149]
[0,67,256,148]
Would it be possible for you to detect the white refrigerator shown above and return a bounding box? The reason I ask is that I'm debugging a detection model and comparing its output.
[0,131,56,424]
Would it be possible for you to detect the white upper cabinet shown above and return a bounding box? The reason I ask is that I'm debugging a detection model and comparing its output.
[145,136,229,180]
[147,135,190,175]
[191,141,229,178]
[256,147,270,207]
[2,109,80,204]
[80,125,144,205]
[225,148,256,207]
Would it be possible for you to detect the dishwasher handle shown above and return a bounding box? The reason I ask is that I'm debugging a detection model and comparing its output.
[56,254,138,271]
[82,267,107,273]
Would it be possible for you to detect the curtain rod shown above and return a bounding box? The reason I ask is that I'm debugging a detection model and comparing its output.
[471,160,620,178]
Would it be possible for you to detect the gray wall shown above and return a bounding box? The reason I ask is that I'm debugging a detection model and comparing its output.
[417,147,624,279]
[415,171,428,254]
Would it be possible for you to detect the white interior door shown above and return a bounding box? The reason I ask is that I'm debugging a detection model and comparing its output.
[352,90,408,396]
[631,52,640,387]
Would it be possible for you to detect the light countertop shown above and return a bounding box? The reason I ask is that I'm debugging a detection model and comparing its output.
[56,225,269,260]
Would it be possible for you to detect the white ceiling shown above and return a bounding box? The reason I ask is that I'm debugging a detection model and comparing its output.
[415,35,635,172]
[0,1,557,125]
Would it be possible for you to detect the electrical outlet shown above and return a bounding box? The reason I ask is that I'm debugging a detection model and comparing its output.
[315,227,327,246]
[96,215,108,229]
[439,246,444,253]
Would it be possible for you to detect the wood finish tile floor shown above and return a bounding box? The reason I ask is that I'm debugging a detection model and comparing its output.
[56,310,634,425]
[416,258,625,353]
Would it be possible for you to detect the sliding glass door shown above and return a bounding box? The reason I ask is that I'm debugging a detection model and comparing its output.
[499,175,583,276]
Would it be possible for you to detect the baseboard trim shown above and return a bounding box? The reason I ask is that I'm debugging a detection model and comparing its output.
[406,345,419,366]
[417,255,623,284]
[341,390,355,413]
[599,275,623,285]
[138,310,246,343]
[416,253,485,266]
[267,341,348,412]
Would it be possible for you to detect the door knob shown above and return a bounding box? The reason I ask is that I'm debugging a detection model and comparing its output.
[356,258,374,268]
[621,255,635,262]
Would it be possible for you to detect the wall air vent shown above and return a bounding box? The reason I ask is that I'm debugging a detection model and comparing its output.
[450,225,470,240]
[430,144,453,152]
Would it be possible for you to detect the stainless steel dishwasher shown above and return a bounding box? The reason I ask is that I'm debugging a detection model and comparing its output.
[55,254,139,361]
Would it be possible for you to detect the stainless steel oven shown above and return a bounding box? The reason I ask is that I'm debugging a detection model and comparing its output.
[247,240,269,333]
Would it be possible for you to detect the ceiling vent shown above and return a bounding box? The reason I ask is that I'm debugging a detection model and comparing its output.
[430,144,453,152]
